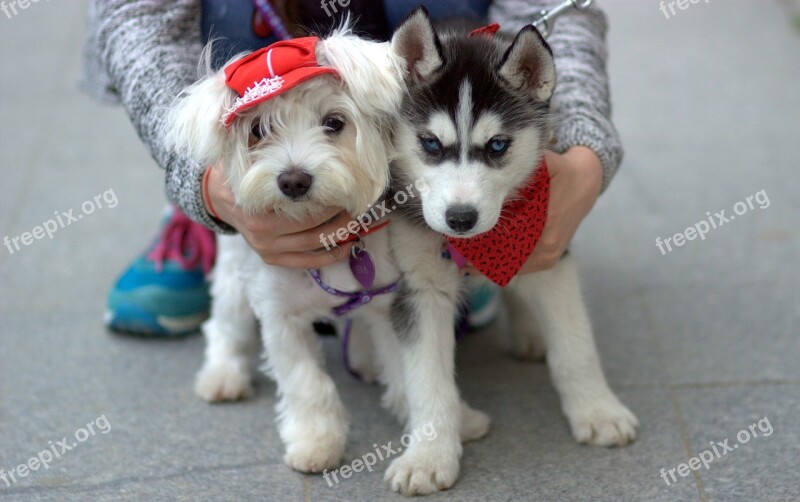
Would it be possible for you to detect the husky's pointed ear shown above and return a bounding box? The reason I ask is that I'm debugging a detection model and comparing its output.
[391,6,444,83]
[498,25,556,102]
[165,69,236,165]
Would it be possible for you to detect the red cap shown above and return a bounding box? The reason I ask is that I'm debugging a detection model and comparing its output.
[222,37,339,127]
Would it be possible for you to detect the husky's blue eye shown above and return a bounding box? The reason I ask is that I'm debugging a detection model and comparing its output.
[487,138,510,156]
[420,136,443,155]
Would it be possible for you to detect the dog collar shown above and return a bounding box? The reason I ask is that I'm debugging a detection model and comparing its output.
[222,37,339,126]
[446,159,550,287]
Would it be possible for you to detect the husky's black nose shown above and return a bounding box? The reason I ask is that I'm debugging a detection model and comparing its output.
[277,169,313,198]
[445,205,479,233]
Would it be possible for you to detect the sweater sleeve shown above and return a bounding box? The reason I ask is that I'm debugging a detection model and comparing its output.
[488,0,623,192]
[86,0,235,233]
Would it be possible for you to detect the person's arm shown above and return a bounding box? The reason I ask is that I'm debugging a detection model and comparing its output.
[489,0,623,192]
[86,1,356,268]
[88,0,234,233]
[482,0,622,273]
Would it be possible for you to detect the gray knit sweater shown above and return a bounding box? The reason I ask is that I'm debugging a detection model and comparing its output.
[81,0,622,233]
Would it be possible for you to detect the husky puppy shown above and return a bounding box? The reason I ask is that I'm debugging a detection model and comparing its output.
[383,7,639,494]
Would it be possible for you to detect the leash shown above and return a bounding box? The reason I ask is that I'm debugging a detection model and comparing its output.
[252,0,292,41]
[531,0,593,38]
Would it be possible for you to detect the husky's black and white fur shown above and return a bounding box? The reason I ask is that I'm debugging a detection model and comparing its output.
[381,8,639,494]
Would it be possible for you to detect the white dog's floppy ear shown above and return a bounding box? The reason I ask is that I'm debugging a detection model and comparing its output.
[165,68,237,165]
[391,6,444,83]
[317,26,405,118]
[498,25,556,102]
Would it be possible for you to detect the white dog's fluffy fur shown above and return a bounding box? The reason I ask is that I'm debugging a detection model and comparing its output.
[165,26,489,490]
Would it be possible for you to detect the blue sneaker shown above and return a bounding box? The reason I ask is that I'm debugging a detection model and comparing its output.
[466,280,501,330]
[105,208,216,337]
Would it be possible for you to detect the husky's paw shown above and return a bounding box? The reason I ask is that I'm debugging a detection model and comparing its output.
[565,395,639,447]
[460,402,491,443]
[384,443,460,496]
[194,361,252,402]
[284,436,345,473]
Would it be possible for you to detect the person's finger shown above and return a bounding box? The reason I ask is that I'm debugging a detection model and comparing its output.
[259,241,355,269]
[270,211,356,253]
[244,206,343,238]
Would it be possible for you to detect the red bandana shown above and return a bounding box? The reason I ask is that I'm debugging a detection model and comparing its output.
[447,160,550,287]
[222,37,338,126]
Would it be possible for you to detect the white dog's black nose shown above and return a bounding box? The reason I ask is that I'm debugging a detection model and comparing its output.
[277,169,313,198]
[445,205,478,233]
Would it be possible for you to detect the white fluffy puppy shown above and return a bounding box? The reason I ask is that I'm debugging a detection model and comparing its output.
[166,31,405,473]
[165,28,489,482]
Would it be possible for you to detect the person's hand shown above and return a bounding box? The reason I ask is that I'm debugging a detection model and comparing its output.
[203,164,355,268]
[462,146,603,276]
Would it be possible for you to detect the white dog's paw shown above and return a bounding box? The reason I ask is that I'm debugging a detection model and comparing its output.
[564,395,639,447]
[194,361,252,402]
[384,444,460,496]
[460,401,491,443]
[283,432,345,473]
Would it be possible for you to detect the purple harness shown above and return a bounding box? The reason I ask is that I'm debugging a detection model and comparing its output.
[308,268,399,317]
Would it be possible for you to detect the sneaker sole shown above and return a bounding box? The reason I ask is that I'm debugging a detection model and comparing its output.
[467,289,502,330]
[104,306,206,338]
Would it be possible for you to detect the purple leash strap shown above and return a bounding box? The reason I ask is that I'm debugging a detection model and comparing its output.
[252,0,292,41]
[308,268,399,379]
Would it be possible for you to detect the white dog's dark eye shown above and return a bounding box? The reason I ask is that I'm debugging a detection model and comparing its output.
[487,137,510,156]
[322,115,345,135]
[419,135,443,155]
[251,120,266,141]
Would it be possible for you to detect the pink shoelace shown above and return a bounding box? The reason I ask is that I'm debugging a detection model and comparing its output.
[147,210,216,275]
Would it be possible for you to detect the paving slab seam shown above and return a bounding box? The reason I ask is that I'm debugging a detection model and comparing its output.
[668,387,708,502]
[613,206,708,501]
[670,379,800,390]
